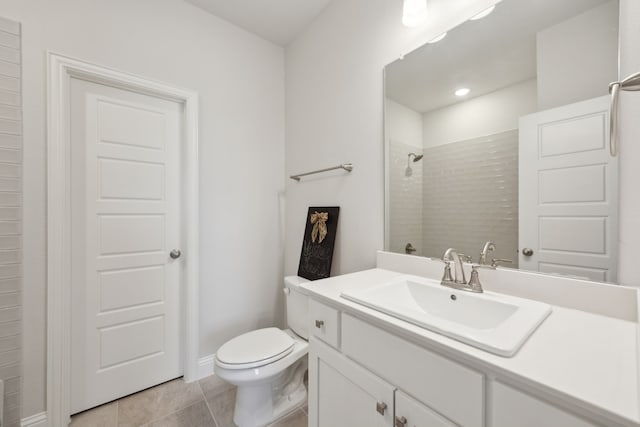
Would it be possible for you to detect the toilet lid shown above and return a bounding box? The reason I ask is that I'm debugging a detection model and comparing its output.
[216,328,295,369]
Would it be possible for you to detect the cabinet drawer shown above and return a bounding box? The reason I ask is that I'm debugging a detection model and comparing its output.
[396,390,457,427]
[491,381,602,427]
[342,314,483,427]
[309,299,340,348]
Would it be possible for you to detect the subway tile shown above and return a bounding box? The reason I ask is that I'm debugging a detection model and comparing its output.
[4,390,20,410]
[0,31,19,50]
[0,118,20,135]
[0,18,19,36]
[0,307,20,323]
[0,46,19,65]
[0,192,20,206]
[0,76,19,93]
[4,376,20,394]
[0,105,20,121]
[0,349,20,366]
[0,361,20,378]
[0,178,19,192]
[0,149,20,164]
[0,250,20,263]
[0,90,20,107]
[0,334,20,352]
[0,265,20,279]
[0,207,20,221]
[0,134,20,149]
[0,164,20,178]
[0,236,20,249]
[0,278,19,293]
[0,320,20,336]
[0,60,19,79]
[0,221,20,236]
[0,292,20,309]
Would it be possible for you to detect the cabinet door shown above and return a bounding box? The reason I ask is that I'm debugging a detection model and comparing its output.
[395,391,457,427]
[308,336,395,427]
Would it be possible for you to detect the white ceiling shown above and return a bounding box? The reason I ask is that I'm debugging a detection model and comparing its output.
[185,0,332,46]
[385,0,611,113]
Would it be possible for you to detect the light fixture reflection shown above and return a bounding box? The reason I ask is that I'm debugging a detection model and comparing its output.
[428,32,447,43]
[455,88,471,97]
[402,0,428,28]
[470,5,496,20]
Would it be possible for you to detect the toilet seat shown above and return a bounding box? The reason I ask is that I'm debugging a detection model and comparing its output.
[215,327,295,370]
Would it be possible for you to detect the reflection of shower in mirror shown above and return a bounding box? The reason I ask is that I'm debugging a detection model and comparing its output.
[405,152,423,176]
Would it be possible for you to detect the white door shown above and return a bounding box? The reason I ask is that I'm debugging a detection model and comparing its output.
[519,96,618,283]
[70,77,183,413]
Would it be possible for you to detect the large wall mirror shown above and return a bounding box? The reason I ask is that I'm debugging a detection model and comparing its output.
[384,0,620,283]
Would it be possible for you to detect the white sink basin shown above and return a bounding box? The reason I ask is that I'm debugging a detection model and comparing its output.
[340,276,551,357]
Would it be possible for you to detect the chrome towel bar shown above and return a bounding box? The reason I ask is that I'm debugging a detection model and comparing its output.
[290,163,354,181]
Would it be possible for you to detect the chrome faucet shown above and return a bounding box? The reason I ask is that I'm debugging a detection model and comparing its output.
[441,248,467,286]
[479,241,496,265]
[441,248,484,293]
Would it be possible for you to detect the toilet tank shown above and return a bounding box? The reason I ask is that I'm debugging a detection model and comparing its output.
[284,276,310,340]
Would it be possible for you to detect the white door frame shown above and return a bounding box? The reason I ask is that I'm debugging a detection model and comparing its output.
[46,52,200,426]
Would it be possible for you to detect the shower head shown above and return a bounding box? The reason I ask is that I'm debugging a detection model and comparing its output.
[408,153,423,162]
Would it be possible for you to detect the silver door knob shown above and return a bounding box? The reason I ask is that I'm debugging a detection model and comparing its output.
[170,249,182,259]
[522,248,534,257]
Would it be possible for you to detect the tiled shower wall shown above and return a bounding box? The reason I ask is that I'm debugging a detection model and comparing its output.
[389,140,423,255]
[422,130,519,267]
[0,16,22,427]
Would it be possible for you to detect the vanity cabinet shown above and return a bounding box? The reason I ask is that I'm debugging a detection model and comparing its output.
[308,298,613,427]
[308,336,457,427]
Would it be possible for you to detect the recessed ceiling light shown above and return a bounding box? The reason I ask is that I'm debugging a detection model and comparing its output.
[428,32,447,43]
[470,5,496,20]
[455,88,471,97]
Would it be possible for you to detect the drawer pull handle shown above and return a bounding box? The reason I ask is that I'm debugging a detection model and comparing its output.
[315,320,324,328]
[376,401,387,415]
[395,416,407,427]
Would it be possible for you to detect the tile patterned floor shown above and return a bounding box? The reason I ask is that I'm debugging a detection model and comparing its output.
[70,375,308,427]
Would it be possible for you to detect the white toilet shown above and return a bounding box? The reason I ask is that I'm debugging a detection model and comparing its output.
[214,276,310,427]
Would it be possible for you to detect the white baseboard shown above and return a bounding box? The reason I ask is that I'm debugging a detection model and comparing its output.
[197,354,215,379]
[21,412,48,427]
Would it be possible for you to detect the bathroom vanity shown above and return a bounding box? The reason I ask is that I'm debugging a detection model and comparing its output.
[301,252,640,427]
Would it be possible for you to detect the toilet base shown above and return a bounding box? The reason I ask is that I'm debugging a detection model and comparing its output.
[232,359,307,427]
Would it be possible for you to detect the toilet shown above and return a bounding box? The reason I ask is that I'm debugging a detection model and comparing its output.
[214,276,310,427]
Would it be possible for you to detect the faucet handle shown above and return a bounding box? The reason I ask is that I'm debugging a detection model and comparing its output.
[441,261,454,283]
[491,258,513,268]
[462,254,473,263]
[468,265,483,292]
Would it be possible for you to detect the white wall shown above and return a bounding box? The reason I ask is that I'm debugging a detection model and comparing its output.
[1,0,285,418]
[386,99,423,149]
[536,1,619,111]
[422,79,537,147]
[284,0,500,277]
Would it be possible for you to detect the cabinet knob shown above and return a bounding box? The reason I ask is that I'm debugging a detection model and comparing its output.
[376,401,387,415]
[315,320,324,329]
[395,416,408,427]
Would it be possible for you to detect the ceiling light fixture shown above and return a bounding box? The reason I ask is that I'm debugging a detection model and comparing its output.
[455,88,471,97]
[428,32,447,43]
[402,0,428,28]
[470,5,496,20]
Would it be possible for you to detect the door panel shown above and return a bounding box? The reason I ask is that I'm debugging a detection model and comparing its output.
[519,96,618,282]
[70,78,183,413]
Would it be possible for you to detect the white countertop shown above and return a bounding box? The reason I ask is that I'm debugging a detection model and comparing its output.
[300,268,640,427]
